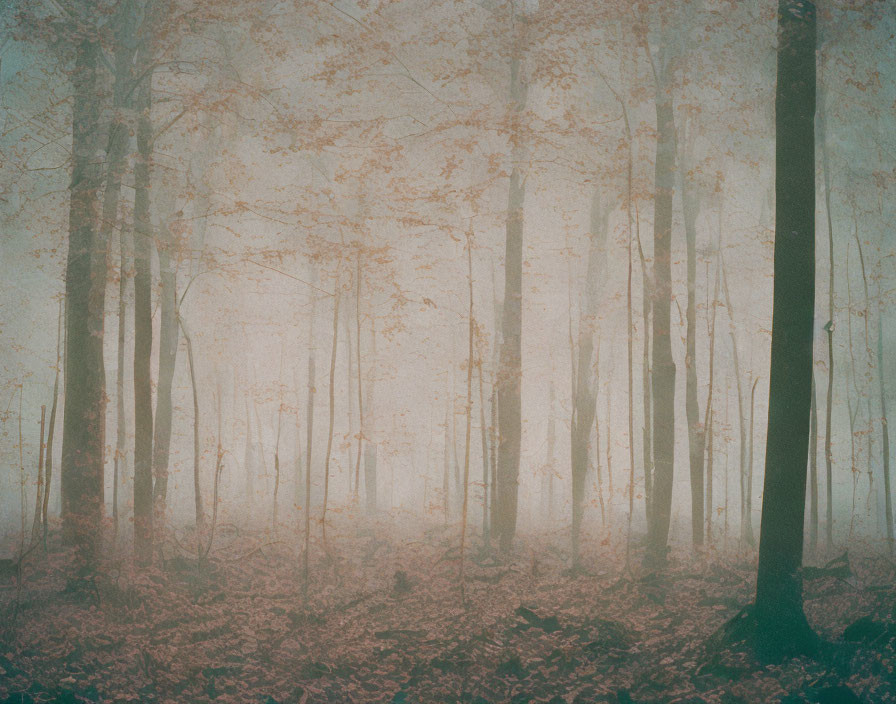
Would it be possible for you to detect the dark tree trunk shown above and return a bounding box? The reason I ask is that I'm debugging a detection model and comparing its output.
[754,0,817,659]
[61,39,107,566]
[646,96,677,567]
[132,47,155,566]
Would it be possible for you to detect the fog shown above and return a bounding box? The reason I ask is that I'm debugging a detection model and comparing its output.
[0,0,894,701]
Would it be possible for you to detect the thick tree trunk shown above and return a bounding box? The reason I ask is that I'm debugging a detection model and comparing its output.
[646,96,677,567]
[132,53,155,566]
[61,39,107,566]
[495,20,527,553]
[754,0,817,659]
[104,18,135,548]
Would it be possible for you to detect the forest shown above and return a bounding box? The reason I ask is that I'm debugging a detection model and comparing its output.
[0,0,894,701]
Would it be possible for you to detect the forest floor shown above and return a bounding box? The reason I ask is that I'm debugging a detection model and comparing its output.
[1,515,895,704]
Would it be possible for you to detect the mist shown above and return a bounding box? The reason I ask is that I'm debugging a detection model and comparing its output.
[1,0,894,702]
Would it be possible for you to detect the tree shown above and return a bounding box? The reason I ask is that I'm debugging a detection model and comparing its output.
[494,5,529,554]
[641,19,678,568]
[60,22,107,567]
[132,4,157,566]
[680,124,705,549]
[570,196,606,567]
[753,0,818,659]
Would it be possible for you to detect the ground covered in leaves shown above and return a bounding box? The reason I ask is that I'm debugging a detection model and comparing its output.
[1,517,895,703]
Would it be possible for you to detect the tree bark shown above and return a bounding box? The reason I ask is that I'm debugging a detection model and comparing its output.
[61,38,107,566]
[321,287,340,545]
[179,315,204,535]
[819,71,836,552]
[570,197,604,566]
[43,300,63,547]
[646,94,677,567]
[99,9,136,549]
[478,350,490,540]
[113,227,128,547]
[30,406,46,548]
[273,398,282,535]
[808,366,819,552]
[681,142,704,549]
[722,259,754,547]
[495,15,527,553]
[459,233,475,602]
[302,280,316,593]
[704,249,721,545]
[754,0,817,659]
[354,254,364,503]
[151,226,179,519]
[132,47,155,566]
[878,303,894,552]
[364,317,377,513]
